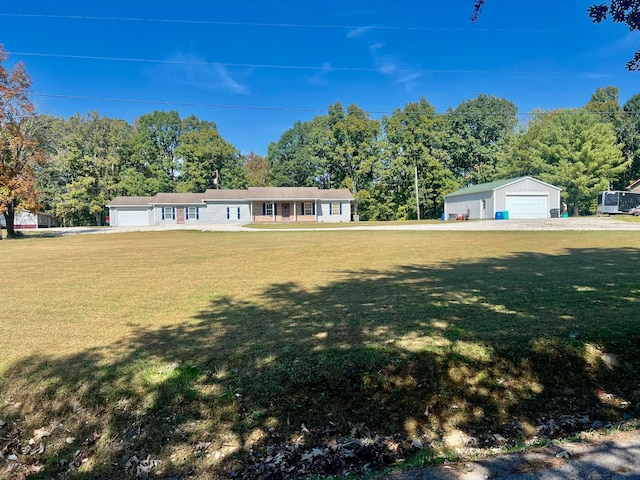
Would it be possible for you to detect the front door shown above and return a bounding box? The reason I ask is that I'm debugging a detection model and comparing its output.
[176,207,186,224]
[282,203,290,220]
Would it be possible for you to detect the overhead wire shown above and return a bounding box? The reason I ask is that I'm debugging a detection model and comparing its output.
[0,13,564,33]
[7,51,567,75]
[2,11,630,119]
[30,93,634,118]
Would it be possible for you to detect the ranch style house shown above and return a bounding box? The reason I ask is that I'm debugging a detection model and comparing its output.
[107,187,354,227]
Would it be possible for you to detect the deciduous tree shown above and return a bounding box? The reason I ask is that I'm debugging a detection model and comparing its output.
[445,94,518,185]
[0,46,49,238]
[176,126,242,192]
[499,109,628,214]
[243,152,271,187]
[383,98,458,219]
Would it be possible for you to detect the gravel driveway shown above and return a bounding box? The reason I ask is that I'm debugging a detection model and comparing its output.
[40,216,640,235]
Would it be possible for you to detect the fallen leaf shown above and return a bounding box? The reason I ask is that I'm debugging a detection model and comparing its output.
[33,428,51,441]
[195,441,211,451]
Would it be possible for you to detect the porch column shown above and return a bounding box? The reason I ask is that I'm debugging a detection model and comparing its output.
[293,202,297,221]
[272,202,276,222]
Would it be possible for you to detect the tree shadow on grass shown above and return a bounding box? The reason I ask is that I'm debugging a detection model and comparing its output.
[2,248,640,478]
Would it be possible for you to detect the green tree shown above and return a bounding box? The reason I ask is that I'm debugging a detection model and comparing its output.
[445,94,518,185]
[123,110,183,194]
[383,98,458,219]
[585,86,621,118]
[499,109,628,214]
[322,102,382,217]
[50,111,130,226]
[617,93,640,188]
[268,118,326,188]
[176,126,242,192]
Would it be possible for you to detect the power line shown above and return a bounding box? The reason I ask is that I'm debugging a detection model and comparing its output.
[33,92,633,117]
[9,52,388,72]
[30,93,329,113]
[0,13,559,33]
[8,51,570,76]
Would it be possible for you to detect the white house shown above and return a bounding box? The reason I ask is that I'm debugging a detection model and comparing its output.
[107,187,354,227]
[444,177,562,220]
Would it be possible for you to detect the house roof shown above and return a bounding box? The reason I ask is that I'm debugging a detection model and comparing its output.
[152,193,207,205]
[106,196,155,207]
[627,178,640,190]
[245,187,354,201]
[107,187,354,207]
[445,176,561,198]
[202,189,256,200]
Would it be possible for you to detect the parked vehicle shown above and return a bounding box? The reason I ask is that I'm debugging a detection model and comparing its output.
[597,191,640,215]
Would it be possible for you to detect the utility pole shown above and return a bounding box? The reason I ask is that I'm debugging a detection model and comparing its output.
[414,163,420,221]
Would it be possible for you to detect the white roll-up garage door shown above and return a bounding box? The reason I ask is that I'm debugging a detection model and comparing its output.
[116,209,149,226]
[505,195,548,219]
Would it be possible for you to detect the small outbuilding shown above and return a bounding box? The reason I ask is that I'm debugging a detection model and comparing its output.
[444,176,562,220]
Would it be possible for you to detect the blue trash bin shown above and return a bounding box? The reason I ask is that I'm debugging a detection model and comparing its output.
[495,211,503,220]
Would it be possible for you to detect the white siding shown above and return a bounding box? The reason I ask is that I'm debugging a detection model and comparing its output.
[317,201,351,222]
[200,202,250,224]
[444,193,493,220]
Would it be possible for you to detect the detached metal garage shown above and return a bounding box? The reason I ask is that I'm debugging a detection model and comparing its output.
[444,177,562,220]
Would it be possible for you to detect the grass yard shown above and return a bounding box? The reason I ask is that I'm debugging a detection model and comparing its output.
[1,230,640,479]
[246,219,442,229]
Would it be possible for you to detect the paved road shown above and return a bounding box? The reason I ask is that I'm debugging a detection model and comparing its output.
[382,431,640,480]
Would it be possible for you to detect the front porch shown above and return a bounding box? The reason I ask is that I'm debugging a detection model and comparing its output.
[250,201,318,222]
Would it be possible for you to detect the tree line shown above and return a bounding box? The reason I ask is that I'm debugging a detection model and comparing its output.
[1,45,639,234]
[32,87,640,225]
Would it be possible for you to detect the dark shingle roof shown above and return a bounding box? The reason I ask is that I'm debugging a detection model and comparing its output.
[246,187,353,200]
[152,193,206,205]
[106,196,154,207]
[202,189,255,200]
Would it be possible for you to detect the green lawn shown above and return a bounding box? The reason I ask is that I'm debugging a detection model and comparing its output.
[1,230,640,479]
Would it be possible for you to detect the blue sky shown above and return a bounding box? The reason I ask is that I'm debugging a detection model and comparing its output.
[1,1,638,155]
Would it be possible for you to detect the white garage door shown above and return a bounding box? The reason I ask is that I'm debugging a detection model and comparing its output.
[505,195,548,219]
[116,209,149,226]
